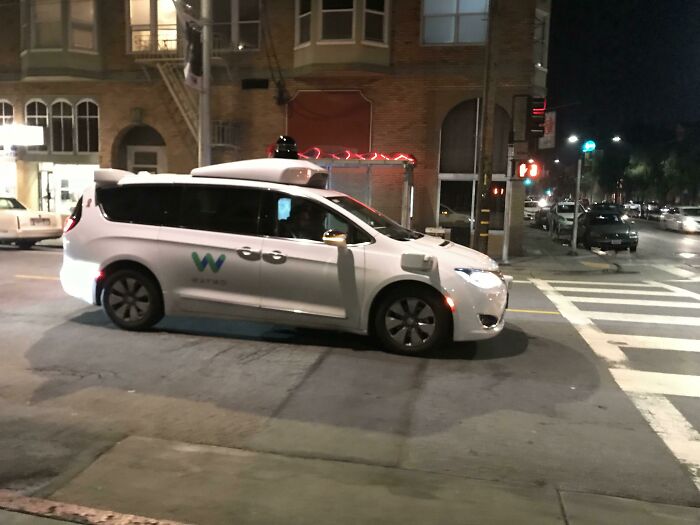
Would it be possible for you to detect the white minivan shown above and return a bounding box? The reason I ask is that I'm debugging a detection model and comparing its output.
[61,159,510,355]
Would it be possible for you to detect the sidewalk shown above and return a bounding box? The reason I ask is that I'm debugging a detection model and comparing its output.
[1,436,697,525]
[504,225,619,277]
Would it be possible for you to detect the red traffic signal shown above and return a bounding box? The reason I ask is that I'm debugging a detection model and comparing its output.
[527,96,547,136]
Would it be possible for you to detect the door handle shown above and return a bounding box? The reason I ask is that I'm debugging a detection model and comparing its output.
[263,250,287,264]
[237,246,261,260]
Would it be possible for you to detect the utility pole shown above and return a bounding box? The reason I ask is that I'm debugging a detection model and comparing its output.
[198,0,212,167]
[471,0,498,253]
[501,144,514,263]
[570,156,582,255]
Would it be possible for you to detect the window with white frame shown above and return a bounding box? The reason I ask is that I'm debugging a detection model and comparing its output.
[236,0,260,50]
[533,10,550,68]
[69,0,96,50]
[0,101,13,151]
[0,102,12,126]
[26,100,49,152]
[364,0,386,43]
[51,101,74,153]
[422,0,489,45]
[128,0,177,52]
[321,0,354,41]
[76,100,99,153]
[297,0,311,45]
[31,0,63,49]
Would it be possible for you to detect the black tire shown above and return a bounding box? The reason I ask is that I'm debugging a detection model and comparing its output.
[630,245,637,253]
[373,285,452,356]
[101,269,163,331]
[17,241,35,250]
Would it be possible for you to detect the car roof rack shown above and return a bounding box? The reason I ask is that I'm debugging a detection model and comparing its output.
[191,158,329,189]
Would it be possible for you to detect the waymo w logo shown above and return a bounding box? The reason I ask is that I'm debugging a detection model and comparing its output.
[191,252,226,273]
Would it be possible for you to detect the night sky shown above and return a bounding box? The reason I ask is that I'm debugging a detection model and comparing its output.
[548,0,700,145]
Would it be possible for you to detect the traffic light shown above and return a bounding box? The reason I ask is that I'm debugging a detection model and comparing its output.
[517,161,540,178]
[526,96,546,140]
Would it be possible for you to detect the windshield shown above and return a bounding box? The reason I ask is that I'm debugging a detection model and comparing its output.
[590,213,622,225]
[329,196,422,241]
[0,197,26,210]
[684,208,700,217]
[557,204,575,213]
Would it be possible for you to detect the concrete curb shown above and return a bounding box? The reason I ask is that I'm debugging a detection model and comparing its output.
[0,490,192,525]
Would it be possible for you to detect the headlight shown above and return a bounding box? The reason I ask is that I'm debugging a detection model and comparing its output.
[455,268,504,289]
[621,214,629,221]
[629,231,639,237]
[683,218,698,229]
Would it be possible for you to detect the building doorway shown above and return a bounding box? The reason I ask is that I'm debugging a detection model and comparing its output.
[113,124,167,173]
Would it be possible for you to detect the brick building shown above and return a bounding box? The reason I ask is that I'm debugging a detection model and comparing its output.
[0,0,550,255]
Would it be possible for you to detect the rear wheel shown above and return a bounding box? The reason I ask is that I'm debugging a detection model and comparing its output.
[373,285,452,356]
[101,269,163,331]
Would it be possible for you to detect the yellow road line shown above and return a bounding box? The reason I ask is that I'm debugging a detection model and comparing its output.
[15,274,60,281]
[507,308,561,315]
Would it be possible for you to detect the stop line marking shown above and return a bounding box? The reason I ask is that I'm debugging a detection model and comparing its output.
[609,334,700,352]
[586,311,700,327]
[568,296,700,309]
[551,287,677,296]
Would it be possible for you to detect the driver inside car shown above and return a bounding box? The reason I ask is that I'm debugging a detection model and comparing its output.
[283,201,327,241]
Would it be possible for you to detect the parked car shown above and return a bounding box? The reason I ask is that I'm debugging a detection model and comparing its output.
[641,201,659,219]
[647,204,671,221]
[577,211,639,252]
[549,201,586,240]
[533,203,551,229]
[523,200,539,221]
[0,195,63,249]
[60,159,512,356]
[625,201,642,217]
[661,206,700,233]
[438,204,472,228]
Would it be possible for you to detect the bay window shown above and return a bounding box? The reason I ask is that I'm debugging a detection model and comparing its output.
[297,0,311,45]
[128,0,178,52]
[32,0,63,49]
[364,0,386,43]
[69,0,96,50]
[321,0,354,41]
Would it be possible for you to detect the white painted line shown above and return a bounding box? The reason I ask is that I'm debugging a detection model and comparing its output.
[546,280,659,287]
[512,280,532,284]
[609,334,700,352]
[647,281,700,301]
[654,265,696,279]
[587,311,700,327]
[567,296,700,309]
[530,279,629,365]
[628,394,700,492]
[553,287,682,297]
[612,369,700,398]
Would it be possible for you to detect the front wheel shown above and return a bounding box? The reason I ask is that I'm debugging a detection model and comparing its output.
[102,269,163,331]
[373,286,452,356]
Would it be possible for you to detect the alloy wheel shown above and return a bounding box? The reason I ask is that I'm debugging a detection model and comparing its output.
[107,276,152,323]
[384,297,436,348]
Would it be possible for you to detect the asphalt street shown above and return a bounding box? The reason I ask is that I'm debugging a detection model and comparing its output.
[0,221,699,521]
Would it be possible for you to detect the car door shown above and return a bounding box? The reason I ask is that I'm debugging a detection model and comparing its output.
[257,191,367,324]
[157,184,264,316]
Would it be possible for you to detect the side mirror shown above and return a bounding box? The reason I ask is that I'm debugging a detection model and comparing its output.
[323,229,347,248]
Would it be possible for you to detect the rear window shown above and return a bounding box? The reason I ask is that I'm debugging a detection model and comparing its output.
[0,197,26,210]
[97,184,179,225]
[590,214,622,225]
[557,204,575,213]
[179,185,262,236]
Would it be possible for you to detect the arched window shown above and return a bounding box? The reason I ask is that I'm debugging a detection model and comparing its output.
[76,100,99,152]
[26,100,49,152]
[439,99,510,174]
[51,101,74,153]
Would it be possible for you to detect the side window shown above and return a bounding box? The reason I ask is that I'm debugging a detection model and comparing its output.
[261,192,368,243]
[179,185,261,236]
[98,185,178,225]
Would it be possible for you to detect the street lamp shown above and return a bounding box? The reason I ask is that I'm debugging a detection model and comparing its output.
[612,135,622,143]
[554,159,560,164]
[567,135,579,144]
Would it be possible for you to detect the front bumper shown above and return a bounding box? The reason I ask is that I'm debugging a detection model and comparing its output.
[449,273,511,342]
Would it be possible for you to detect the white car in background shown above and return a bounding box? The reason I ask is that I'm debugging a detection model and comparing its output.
[523,200,539,221]
[662,206,700,233]
[0,195,63,249]
[549,201,586,240]
[60,159,511,356]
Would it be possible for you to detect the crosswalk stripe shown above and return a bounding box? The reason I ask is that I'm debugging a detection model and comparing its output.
[546,280,660,287]
[654,265,696,279]
[567,296,700,309]
[608,334,700,352]
[647,281,700,301]
[587,311,700,326]
[553,287,683,297]
[611,369,700,398]
[627,394,700,492]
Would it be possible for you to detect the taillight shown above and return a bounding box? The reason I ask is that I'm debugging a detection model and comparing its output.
[63,197,83,234]
[63,216,77,233]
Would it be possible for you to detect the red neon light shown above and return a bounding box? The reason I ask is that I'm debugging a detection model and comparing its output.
[272,145,417,164]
